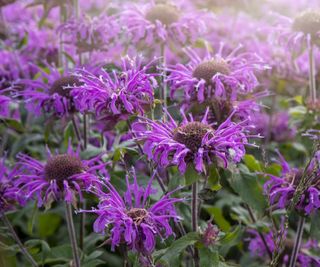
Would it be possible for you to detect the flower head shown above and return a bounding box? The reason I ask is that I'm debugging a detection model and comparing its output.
[72,57,157,119]
[58,14,120,53]
[18,64,84,117]
[86,168,182,255]
[15,142,108,208]
[121,2,211,46]
[167,45,268,103]
[252,111,296,143]
[276,9,320,51]
[264,150,320,215]
[134,108,254,173]
[202,223,219,247]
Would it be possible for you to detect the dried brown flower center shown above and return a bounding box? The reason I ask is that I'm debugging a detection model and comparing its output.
[49,76,83,98]
[127,208,148,225]
[145,4,179,26]
[173,122,213,152]
[292,10,320,36]
[44,154,84,181]
[193,60,230,84]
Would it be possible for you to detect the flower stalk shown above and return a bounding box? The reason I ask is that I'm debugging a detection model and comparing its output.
[308,42,317,104]
[192,182,200,267]
[0,212,38,267]
[65,203,81,267]
[289,216,305,267]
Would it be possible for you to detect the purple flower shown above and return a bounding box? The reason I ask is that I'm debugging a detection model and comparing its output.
[275,9,320,51]
[0,158,18,212]
[15,142,108,208]
[120,2,212,46]
[134,108,255,173]
[202,223,219,247]
[85,168,182,255]
[252,111,296,142]
[166,45,268,103]
[264,150,320,215]
[247,229,320,266]
[58,13,120,53]
[71,57,157,119]
[18,64,84,117]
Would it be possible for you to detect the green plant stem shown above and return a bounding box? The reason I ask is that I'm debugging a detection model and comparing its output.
[83,113,88,150]
[65,203,81,267]
[308,42,317,103]
[160,43,167,118]
[72,116,84,150]
[0,212,38,267]
[245,204,272,260]
[192,182,200,267]
[289,217,305,267]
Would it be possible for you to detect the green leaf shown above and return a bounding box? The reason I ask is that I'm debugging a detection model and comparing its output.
[37,213,62,238]
[243,154,262,172]
[204,206,231,232]
[17,32,28,49]
[185,165,201,186]
[159,232,200,265]
[219,226,244,256]
[208,166,222,191]
[199,247,219,267]
[0,118,25,133]
[229,164,267,214]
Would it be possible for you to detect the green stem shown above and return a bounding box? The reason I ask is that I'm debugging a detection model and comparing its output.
[71,116,84,150]
[65,203,81,267]
[160,43,167,118]
[289,217,305,267]
[192,182,200,267]
[1,212,38,267]
[308,42,317,103]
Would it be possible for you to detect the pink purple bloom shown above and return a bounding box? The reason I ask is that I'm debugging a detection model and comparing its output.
[85,168,182,255]
[134,108,255,173]
[18,64,84,117]
[120,2,212,46]
[275,9,320,51]
[15,142,108,208]
[264,151,320,215]
[252,111,297,142]
[166,45,268,103]
[71,57,157,119]
[58,13,120,54]
[247,229,320,266]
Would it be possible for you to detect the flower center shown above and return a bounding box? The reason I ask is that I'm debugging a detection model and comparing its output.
[44,154,84,181]
[292,10,320,36]
[0,0,16,7]
[126,208,148,225]
[192,60,230,84]
[145,4,179,26]
[49,76,83,98]
[173,122,213,152]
